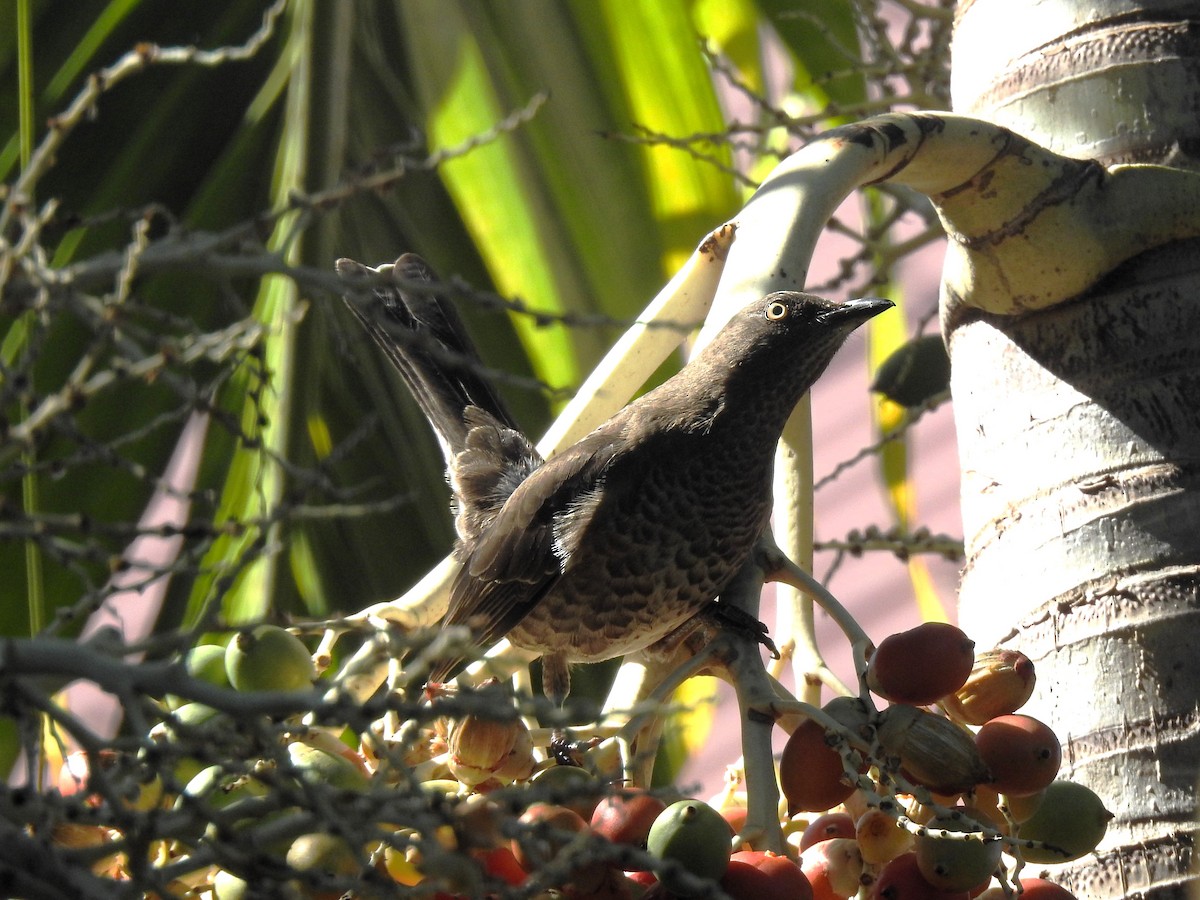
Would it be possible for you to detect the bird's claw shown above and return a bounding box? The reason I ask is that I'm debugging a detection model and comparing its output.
[549,731,600,767]
[710,603,780,659]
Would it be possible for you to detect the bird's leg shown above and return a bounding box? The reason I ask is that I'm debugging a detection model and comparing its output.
[540,652,592,766]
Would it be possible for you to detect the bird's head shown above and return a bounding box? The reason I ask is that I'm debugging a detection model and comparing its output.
[716,291,894,374]
[750,290,892,338]
[663,290,892,430]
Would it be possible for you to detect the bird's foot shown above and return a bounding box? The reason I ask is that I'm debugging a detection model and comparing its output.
[709,603,780,659]
[549,731,600,767]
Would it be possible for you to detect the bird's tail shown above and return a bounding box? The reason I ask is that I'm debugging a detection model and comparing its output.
[335,253,517,461]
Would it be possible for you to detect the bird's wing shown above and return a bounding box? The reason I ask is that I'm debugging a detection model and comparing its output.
[437,392,704,668]
[451,406,543,544]
[440,428,629,650]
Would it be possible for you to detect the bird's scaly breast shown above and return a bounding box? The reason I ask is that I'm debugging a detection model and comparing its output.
[508,440,774,660]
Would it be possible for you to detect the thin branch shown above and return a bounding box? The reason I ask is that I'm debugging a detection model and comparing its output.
[0,0,289,234]
[815,525,964,561]
[815,388,951,490]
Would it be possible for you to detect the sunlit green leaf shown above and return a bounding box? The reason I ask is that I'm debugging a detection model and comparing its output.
[398,0,740,395]
[754,0,865,108]
[184,0,311,627]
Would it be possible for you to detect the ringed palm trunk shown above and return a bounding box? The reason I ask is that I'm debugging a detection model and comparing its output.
[950,1,1200,895]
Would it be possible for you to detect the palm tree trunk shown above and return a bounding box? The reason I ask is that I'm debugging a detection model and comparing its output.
[950,2,1200,896]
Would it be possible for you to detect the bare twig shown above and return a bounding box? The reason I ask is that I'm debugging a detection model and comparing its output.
[0,0,289,234]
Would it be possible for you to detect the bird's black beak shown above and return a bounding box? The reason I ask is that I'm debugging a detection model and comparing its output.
[821,296,894,327]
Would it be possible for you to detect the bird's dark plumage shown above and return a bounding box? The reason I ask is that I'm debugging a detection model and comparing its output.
[336,254,892,704]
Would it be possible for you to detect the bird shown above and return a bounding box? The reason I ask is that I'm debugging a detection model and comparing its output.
[335,253,892,708]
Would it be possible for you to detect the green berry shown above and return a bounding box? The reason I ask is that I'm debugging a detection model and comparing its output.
[646,799,731,895]
[915,813,1002,892]
[287,741,369,791]
[1015,780,1112,863]
[186,644,231,687]
[224,625,314,692]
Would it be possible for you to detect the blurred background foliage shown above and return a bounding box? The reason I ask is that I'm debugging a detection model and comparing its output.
[1,0,953,775]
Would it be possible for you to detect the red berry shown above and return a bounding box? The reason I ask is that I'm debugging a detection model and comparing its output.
[591,792,667,851]
[799,812,856,851]
[722,851,813,900]
[974,714,1061,797]
[780,719,859,813]
[512,803,590,871]
[867,623,975,706]
[873,852,971,899]
[473,846,527,887]
[722,859,772,898]
[977,878,1077,899]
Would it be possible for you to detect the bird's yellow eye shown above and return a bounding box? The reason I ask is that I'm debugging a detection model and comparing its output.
[766,300,789,320]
